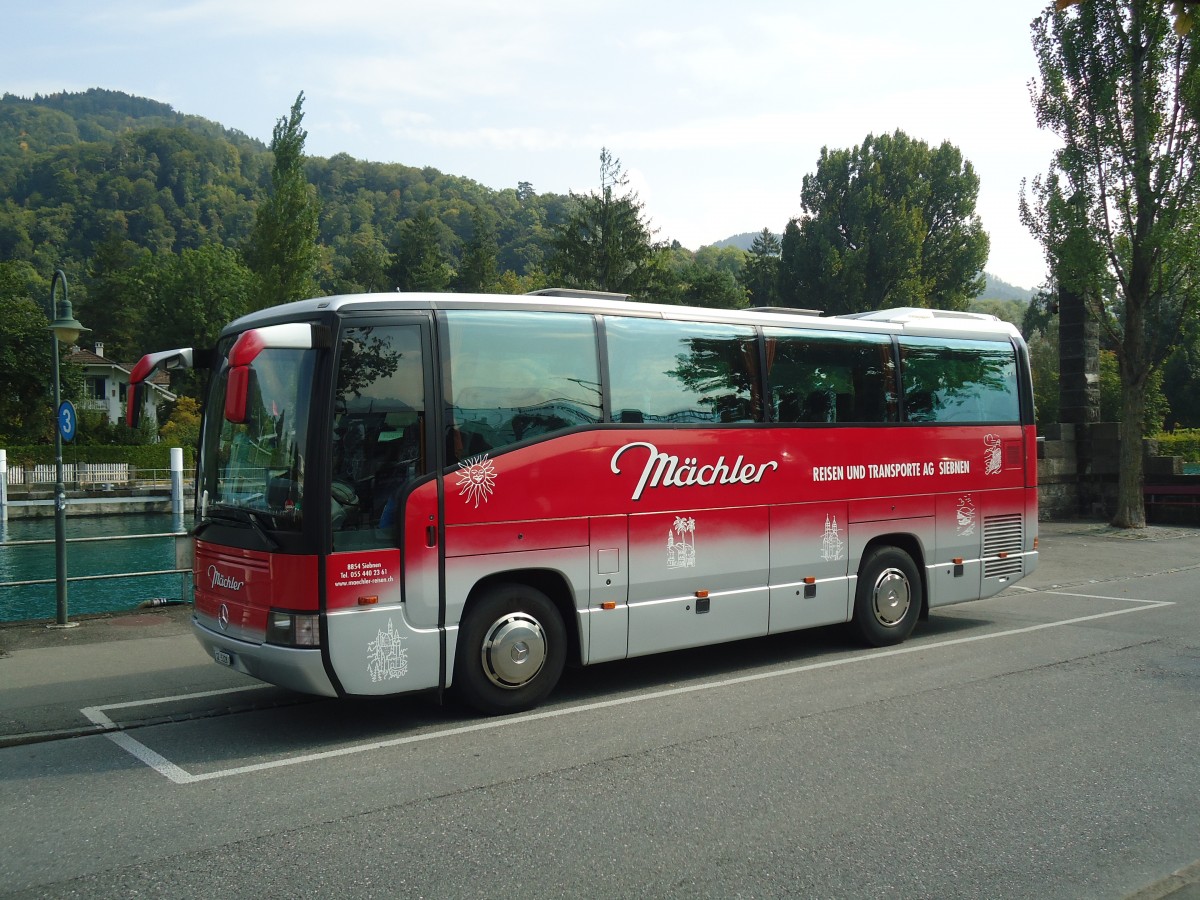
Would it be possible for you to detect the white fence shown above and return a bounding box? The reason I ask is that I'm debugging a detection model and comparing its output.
[6,462,133,487]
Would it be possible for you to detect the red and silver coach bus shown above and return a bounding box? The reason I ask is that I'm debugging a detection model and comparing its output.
[129,290,1038,714]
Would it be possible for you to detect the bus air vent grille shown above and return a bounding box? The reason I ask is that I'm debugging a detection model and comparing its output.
[983,514,1024,556]
[984,555,1024,578]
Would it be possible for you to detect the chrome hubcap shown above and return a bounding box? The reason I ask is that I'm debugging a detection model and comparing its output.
[481,612,547,689]
[871,567,911,627]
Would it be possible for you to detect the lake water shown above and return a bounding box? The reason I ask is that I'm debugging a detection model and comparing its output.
[0,512,190,623]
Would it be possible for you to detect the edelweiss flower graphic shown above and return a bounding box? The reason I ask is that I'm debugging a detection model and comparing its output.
[456,453,497,507]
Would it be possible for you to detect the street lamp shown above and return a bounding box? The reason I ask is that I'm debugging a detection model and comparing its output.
[47,268,89,628]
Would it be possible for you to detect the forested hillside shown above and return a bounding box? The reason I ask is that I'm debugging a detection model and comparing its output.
[0,89,570,312]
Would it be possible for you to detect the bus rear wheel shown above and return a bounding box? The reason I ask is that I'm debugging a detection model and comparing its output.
[455,583,566,715]
[853,547,921,647]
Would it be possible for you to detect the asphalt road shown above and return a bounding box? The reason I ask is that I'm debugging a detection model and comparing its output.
[1,523,1198,899]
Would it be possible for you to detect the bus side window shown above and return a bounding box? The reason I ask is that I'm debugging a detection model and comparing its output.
[899,337,1019,425]
[443,310,602,464]
[605,317,759,425]
[764,328,895,425]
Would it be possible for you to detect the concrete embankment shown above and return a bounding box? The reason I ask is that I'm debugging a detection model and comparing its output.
[3,491,194,519]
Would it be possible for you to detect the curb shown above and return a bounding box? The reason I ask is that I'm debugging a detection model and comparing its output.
[1125,860,1200,900]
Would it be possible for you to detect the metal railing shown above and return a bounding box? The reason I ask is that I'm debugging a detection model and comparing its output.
[0,531,193,589]
[0,448,192,624]
[0,531,195,623]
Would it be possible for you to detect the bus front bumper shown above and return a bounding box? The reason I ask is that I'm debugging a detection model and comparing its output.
[193,616,338,697]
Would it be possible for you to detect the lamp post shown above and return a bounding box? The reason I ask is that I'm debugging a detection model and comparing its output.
[47,269,89,628]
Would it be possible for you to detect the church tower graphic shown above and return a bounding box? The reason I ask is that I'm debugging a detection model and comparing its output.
[820,514,845,561]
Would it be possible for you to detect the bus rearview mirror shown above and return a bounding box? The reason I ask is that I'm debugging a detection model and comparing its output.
[125,382,145,429]
[225,365,253,423]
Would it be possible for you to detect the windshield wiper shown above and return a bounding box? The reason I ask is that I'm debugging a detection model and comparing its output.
[243,509,281,551]
[200,507,281,551]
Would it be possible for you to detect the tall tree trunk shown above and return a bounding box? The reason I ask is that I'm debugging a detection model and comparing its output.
[1112,314,1148,528]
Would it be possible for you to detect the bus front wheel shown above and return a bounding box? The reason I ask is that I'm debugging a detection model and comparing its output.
[853,547,921,647]
[455,583,566,715]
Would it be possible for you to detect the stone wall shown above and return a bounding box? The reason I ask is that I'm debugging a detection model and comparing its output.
[1037,422,1187,520]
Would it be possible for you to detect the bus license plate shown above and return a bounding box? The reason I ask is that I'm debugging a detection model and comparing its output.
[213,648,233,667]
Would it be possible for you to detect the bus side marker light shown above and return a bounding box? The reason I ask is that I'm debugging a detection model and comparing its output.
[803,577,817,600]
[694,590,709,599]
[358,596,379,606]
[600,601,617,610]
[952,558,964,578]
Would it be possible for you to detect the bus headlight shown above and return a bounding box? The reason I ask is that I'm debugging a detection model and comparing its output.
[265,611,320,647]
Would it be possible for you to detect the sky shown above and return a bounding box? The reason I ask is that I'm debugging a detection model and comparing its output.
[5,1,1061,291]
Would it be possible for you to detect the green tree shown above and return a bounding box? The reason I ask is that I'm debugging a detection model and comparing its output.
[1098,349,1170,433]
[1025,0,1200,526]
[967,297,1026,329]
[678,267,748,309]
[775,219,805,309]
[492,268,549,295]
[82,232,151,361]
[550,148,658,296]
[1027,317,1061,427]
[142,244,255,399]
[743,228,781,306]
[1162,319,1200,427]
[244,92,320,309]
[0,262,54,443]
[158,395,202,449]
[458,206,499,292]
[331,225,391,294]
[389,207,452,292]
[781,130,989,315]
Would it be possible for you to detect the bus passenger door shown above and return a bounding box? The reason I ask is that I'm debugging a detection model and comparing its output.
[324,316,443,696]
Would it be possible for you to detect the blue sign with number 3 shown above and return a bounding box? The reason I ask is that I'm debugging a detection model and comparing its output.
[58,400,77,442]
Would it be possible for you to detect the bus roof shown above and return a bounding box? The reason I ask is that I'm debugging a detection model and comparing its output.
[225,291,1023,343]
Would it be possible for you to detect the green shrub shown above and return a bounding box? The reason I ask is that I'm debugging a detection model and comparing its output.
[1153,429,1200,463]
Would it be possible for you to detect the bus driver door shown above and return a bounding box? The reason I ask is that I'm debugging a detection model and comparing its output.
[323,316,444,696]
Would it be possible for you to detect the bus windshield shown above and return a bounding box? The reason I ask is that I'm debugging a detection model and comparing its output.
[200,346,316,531]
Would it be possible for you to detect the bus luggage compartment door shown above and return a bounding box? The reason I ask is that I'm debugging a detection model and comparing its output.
[626,507,769,657]
[587,515,629,664]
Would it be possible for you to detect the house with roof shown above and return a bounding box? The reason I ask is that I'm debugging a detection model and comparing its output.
[69,342,176,429]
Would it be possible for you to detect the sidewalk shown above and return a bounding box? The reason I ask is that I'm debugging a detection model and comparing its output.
[3,519,1200,750]
[0,603,296,747]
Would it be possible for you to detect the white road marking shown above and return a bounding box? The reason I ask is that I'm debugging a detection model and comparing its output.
[81,684,270,729]
[82,591,1174,784]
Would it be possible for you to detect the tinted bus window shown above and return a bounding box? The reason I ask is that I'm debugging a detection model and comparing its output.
[764,328,896,424]
[605,317,760,424]
[899,336,1020,424]
[444,310,601,461]
[332,324,427,547]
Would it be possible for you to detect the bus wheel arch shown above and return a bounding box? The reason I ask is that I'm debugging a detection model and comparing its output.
[453,573,572,715]
[852,535,925,647]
